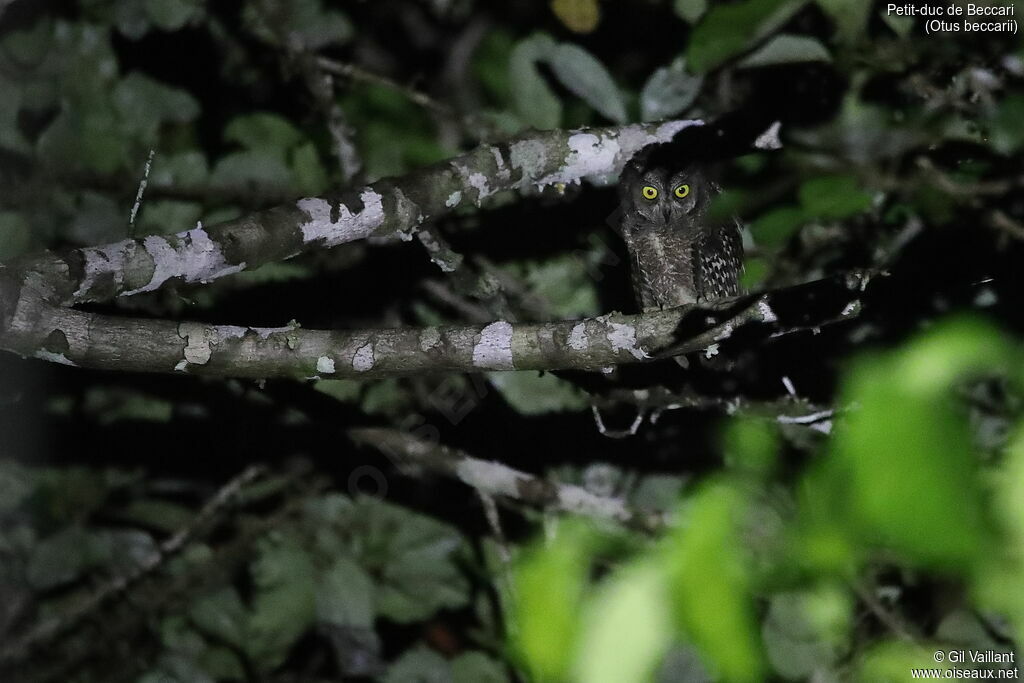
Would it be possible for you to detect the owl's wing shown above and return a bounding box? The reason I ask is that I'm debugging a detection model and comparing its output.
[696,218,744,301]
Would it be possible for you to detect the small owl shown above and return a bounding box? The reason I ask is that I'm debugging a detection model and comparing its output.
[617,158,743,311]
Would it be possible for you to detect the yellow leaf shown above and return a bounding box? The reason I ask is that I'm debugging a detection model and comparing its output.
[551,0,600,33]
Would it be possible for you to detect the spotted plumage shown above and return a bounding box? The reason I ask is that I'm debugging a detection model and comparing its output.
[617,158,743,311]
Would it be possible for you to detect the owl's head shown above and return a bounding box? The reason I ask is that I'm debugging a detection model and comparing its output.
[618,161,708,233]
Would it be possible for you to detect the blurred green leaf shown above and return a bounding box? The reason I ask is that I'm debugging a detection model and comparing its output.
[640,57,703,122]
[738,34,831,67]
[740,255,769,289]
[509,33,561,130]
[762,589,850,680]
[723,418,778,476]
[663,481,764,682]
[150,150,210,187]
[815,0,871,42]
[827,318,1011,568]
[26,525,93,589]
[210,150,294,192]
[143,0,202,32]
[189,588,250,649]
[574,560,674,683]
[880,11,914,38]
[515,254,600,317]
[751,206,806,247]
[452,651,509,682]
[384,647,451,683]
[0,78,31,154]
[988,94,1024,155]
[291,141,329,195]
[0,211,33,261]
[224,113,304,159]
[514,521,592,680]
[674,0,708,24]
[248,536,317,667]
[549,43,627,123]
[242,0,353,50]
[316,556,375,628]
[687,0,807,73]
[551,0,600,33]
[488,371,588,415]
[138,200,203,235]
[798,175,872,220]
[114,71,200,136]
[857,642,942,682]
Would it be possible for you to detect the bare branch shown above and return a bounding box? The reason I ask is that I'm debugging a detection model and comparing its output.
[0,271,875,378]
[1,120,701,311]
[349,427,667,533]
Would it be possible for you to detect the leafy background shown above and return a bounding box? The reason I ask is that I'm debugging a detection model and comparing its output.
[1,0,1023,681]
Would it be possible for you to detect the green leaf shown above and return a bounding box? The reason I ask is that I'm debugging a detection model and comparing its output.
[815,0,871,42]
[242,0,353,50]
[880,10,914,37]
[663,481,764,682]
[516,254,600,318]
[37,107,127,175]
[508,33,562,130]
[247,537,317,668]
[751,206,806,247]
[143,0,202,32]
[723,418,778,476]
[451,651,509,683]
[224,113,304,157]
[190,589,250,649]
[488,371,588,415]
[762,589,850,679]
[0,211,33,261]
[827,318,1011,568]
[573,561,674,683]
[548,44,627,123]
[210,151,294,192]
[738,34,831,68]
[291,141,329,195]
[304,497,470,623]
[551,0,601,33]
[640,57,703,122]
[989,94,1024,156]
[0,78,30,154]
[797,175,872,220]
[687,0,807,73]
[739,256,768,289]
[150,150,209,188]
[513,521,592,680]
[316,556,375,629]
[384,647,451,683]
[113,72,200,136]
[674,0,708,24]
[26,525,93,589]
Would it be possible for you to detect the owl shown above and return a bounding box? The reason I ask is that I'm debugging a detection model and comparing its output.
[617,158,743,311]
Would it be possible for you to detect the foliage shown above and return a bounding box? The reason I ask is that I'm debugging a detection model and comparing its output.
[2,0,1023,681]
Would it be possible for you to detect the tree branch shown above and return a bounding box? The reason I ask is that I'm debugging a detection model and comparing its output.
[0,270,875,378]
[348,427,667,533]
[1,121,700,311]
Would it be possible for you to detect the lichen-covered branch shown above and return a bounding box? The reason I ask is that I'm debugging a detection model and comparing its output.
[348,427,667,533]
[1,120,700,313]
[0,270,874,378]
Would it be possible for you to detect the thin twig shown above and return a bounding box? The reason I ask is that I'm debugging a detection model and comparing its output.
[128,150,155,236]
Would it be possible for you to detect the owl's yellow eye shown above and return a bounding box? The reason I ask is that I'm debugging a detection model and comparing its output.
[674,184,690,198]
[641,186,658,200]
